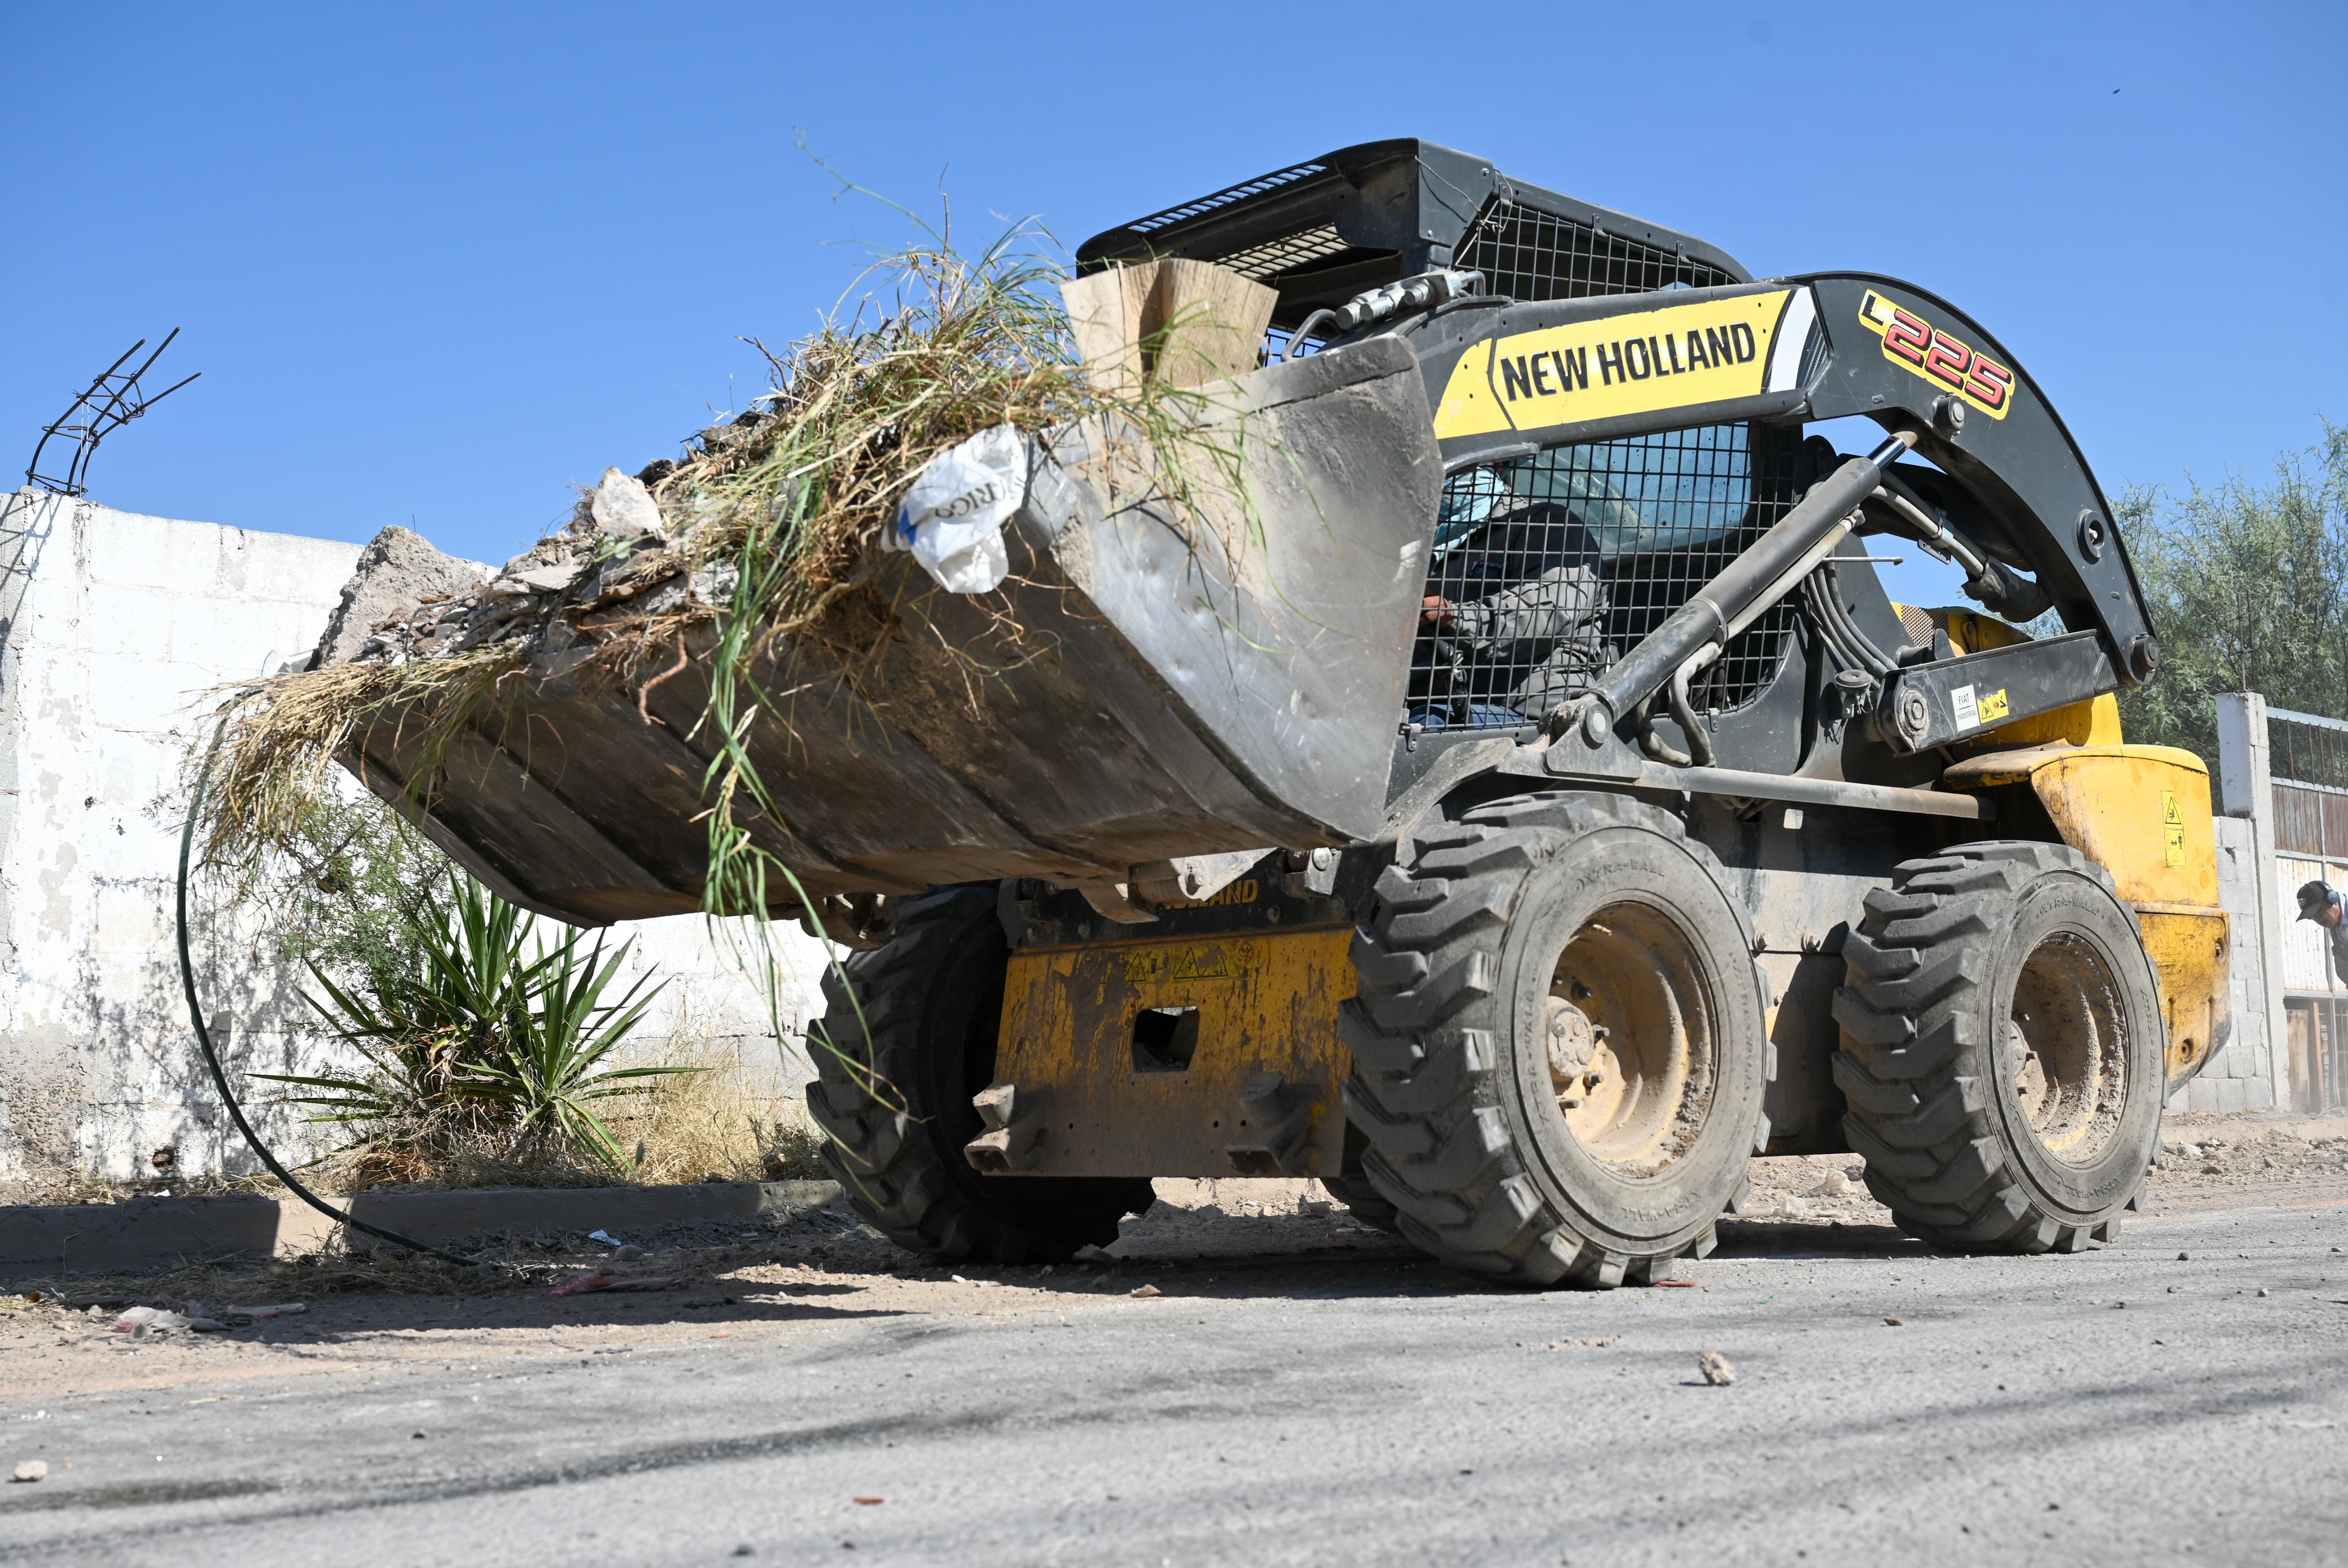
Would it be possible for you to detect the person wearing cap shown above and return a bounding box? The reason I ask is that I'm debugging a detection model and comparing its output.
[2296,879,2348,985]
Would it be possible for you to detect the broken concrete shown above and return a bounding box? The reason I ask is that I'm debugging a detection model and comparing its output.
[308,524,488,668]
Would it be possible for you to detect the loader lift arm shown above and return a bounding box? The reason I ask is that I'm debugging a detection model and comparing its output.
[1378,272,2159,753]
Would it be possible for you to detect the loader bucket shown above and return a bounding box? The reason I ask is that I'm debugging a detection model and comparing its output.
[347,336,1444,925]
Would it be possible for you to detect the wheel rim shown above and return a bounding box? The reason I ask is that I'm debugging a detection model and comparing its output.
[2008,930,2130,1166]
[1544,902,1717,1178]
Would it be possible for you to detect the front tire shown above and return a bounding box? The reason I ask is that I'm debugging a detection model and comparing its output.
[1343,791,1774,1287]
[1833,843,2163,1252]
[804,884,1153,1263]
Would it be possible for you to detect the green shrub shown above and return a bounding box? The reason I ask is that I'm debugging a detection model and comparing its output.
[256,870,683,1179]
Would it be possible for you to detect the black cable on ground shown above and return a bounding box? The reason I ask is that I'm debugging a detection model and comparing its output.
[177,711,484,1269]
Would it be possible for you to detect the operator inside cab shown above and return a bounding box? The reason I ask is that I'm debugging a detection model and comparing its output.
[1408,424,1759,733]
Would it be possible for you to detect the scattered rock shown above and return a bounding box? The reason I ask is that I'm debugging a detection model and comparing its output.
[592,467,666,538]
[11,1461,46,1483]
[1697,1350,1737,1386]
[691,559,741,607]
[504,564,580,594]
[1127,1284,1162,1299]
[1883,1317,1904,1326]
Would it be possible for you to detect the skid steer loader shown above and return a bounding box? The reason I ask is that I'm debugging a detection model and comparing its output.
[348,139,2228,1286]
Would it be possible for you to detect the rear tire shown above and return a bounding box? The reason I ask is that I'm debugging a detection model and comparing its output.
[1833,843,2163,1253]
[1342,791,1774,1287]
[805,884,1153,1263]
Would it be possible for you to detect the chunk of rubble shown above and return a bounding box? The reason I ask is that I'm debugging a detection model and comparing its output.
[312,525,490,667]
[315,479,733,672]
[590,466,665,538]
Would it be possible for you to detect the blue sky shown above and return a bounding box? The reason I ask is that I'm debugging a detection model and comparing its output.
[7,1,2344,608]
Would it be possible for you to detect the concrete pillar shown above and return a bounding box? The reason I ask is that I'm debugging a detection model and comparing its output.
[2214,691,2286,1107]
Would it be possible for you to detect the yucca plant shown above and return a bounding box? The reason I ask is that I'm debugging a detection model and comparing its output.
[462,922,673,1170]
[256,870,684,1177]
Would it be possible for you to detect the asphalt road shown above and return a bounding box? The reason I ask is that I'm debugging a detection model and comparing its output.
[5,1199,2346,1567]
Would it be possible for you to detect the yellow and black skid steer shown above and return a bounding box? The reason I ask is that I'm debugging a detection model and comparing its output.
[352,139,2227,1286]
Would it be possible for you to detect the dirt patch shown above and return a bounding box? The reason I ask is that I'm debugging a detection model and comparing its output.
[1738,1111,2348,1225]
[0,1179,1406,1401]
[2145,1110,2348,1212]
[7,1131,2343,1405]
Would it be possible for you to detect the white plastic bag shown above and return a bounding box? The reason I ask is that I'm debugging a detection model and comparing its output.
[886,424,1028,594]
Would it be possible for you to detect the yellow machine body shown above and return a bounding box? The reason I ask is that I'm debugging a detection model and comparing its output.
[989,618,2228,1179]
[1945,741,2231,1087]
[993,919,1355,1177]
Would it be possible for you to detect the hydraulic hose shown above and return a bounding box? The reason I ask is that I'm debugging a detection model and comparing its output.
[1807,562,1900,678]
[1574,432,1917,744]
[1281,310,1339,362]
[1665,646,1719,767]
[177,709,484,1269]
[1633,692,1690,767]
[1873,475,1987,579]
[1801,571,1870,676]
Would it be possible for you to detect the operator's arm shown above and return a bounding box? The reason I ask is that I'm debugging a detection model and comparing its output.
[2330,925,2348,991]
[1435,502,1604,651]
[1450,562,1604,650]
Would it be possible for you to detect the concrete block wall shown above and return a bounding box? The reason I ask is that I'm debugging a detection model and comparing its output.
[2177,813,2283,1113]
[0,489,827,1186]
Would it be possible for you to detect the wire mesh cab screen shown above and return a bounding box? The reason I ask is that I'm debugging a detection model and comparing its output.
[1410,422,1803,731]
[1456,198,1738,303]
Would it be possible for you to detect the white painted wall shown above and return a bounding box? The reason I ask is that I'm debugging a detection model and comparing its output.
[0,489,827,1186]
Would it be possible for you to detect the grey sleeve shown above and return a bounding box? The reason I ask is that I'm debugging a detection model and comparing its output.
[2331,925,2348,988]
[1452,564,1603,650]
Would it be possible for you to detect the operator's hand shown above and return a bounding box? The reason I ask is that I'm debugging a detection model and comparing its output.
[1421,594,1456,629]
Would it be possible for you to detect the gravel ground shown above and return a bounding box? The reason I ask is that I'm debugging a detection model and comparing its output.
[4,1115,2343,1396]
[2,1114,2343,1565]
